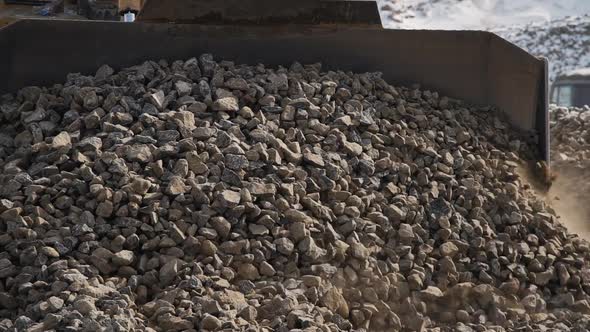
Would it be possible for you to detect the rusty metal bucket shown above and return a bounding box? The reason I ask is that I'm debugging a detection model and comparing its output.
[0,0,549,162]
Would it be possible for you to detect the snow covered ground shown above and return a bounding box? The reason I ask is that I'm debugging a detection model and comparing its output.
[378,0,590,30]
[378,0,590,81]
[496,16,590,82]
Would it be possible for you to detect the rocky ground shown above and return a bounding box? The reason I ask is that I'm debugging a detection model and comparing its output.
[551,105,590,171]
[0,55,590,331]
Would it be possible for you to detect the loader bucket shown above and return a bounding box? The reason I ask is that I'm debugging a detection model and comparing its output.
[0,0,549,163]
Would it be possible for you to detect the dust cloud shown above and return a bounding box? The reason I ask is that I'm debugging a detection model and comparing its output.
[519,164,590,240]
[545,168,590,239]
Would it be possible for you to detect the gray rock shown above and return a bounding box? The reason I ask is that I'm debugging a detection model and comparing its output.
[95,64,114,81]
[239,306,258,321]
[129,178,151,195]
[51,131,71,150]
[166,176,187,195]
[225,154,248,170]
[201,314,222,330]
[160,260,179,286]
[276,238,295,255]
[73,296,96,315]
[149,90,165,110]
[96,201,113,218]
[304,152,325,167]
[321,288,348,318]
[248,182,276,196]
[440,242,459,257]
[112,250,135,266]
[175,81,193,96]
[45,296,64,313]
[158,314,193,331]
[238,263,260,281]
[225,78,249,91]
[249,224,269,236]
[127,144,153,163]
[259,261,276,276]
[218,190,241,208]
[212,97,239,112]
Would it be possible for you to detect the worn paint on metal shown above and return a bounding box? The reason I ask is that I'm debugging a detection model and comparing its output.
[137,0,382,26]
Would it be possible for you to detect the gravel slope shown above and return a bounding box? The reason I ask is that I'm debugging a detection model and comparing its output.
[1,56,590,331]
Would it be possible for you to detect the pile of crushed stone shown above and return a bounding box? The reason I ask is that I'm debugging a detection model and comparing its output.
[0,55,589,332]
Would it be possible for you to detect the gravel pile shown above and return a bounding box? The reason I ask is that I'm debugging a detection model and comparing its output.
[0,55,590,332]
[551,105,590,167]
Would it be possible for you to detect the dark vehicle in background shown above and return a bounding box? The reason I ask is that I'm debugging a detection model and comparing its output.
[552,68,590,107]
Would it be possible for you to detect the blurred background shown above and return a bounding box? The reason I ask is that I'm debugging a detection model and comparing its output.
[379,0,590,87]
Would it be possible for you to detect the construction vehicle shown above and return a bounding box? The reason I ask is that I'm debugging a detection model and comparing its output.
[552,68,590,108]
[0,0,143,23]
[77,0,143,20]
[0,0,550,164]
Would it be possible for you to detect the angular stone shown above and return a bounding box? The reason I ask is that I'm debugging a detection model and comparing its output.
[238,263,260,281]
[175,81,193,96]
[52,131,71,150]
[304,152,325,167]
[166,176,187,195]
[249,224,269,236]
[149,90,165,110]
[218,190,241,208]
[212,97,239,112]
[259,261,276,276]
[248,182,276,196]
[321,288,349,318]
[127,145,153,163]
[440,242,459,257]
[275,238,295,255]
[129,178,151,195]
[112,250,135,266]
[46,296,64,312]
[160,260,179,286]
[96,201,114,218]
[201,314,222,330]
[343,141,363,156]
[74,297,96,315]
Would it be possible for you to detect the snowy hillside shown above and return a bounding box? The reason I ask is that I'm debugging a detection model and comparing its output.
[495,16,590,82]
[378,0,590,30]
[378,0,590,81]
